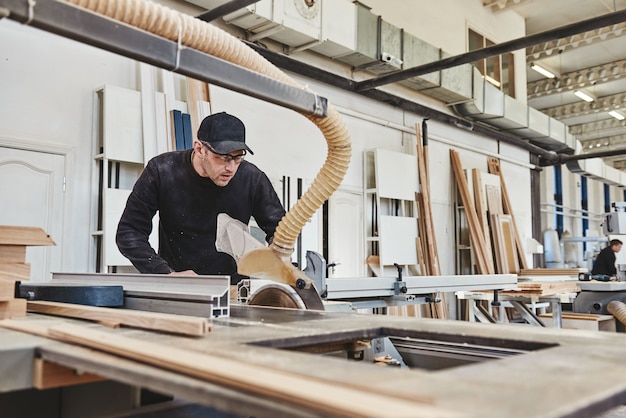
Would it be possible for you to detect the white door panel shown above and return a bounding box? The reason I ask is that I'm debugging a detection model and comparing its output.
[0,146,65,282]
[328,189,364,278]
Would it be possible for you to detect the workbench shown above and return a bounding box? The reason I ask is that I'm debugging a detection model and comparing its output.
[457,290,579,328]
[3,305,626,417]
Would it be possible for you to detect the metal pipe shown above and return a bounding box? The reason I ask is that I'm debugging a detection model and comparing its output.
[196,0,258,23]
[355,9,626,91]
[547,148,626,165]
[248,43,556,160]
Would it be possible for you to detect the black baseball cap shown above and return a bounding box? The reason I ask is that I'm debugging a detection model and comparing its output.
[197,112,254,155]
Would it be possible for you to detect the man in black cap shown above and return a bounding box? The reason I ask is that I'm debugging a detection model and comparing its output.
[116,112,285,283]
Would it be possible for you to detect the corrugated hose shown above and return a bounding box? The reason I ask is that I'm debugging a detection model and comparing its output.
[64,0,351,261]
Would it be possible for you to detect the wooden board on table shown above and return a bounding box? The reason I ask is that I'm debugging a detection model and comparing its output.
[0,225,56,246]
[501,281,580,296]
[27,301,211,337]
[517,281,581,292]
[519,268,586,277]
[0,321,462,418]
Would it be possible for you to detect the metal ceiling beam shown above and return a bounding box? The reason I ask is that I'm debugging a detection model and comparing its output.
[570,119,626,141]
[354,8,626,92]
[196,0,258,23]
[527,58,626,100]
[611,159,626,169]
[483,0,530,12]
[580,133,626,151]
[543,92,626,119]
[527,23,626,60]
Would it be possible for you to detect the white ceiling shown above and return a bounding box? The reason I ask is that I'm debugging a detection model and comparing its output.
[490,0,626,164]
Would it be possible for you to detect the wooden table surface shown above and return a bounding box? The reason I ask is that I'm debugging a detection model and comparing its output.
[2,304,626,417]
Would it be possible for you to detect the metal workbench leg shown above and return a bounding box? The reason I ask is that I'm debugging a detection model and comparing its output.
[550,300,562,328]
[472,301,496,323]
[509,301,545,327]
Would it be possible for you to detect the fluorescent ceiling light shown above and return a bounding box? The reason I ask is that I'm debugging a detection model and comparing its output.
[530,63,557,79]
[574,90,595,103]
[609,110,625,121]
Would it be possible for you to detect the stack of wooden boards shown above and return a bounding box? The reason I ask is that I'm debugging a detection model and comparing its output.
[0,225,55,319]
[500,281,581,297]
[518,267,587,281]
[450,151,528,275]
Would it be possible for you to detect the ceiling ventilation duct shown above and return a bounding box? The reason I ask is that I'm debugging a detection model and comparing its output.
[567,158,626,188]
[211,0,323,48]
[186,0,622,186]
[400,32,442,91]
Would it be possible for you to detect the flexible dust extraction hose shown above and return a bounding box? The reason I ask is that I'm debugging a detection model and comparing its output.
[607,300,626,328]
[64,0,351,260]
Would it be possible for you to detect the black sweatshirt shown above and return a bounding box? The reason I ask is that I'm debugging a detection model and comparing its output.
[116,149,285,277]
[591,245,617,276]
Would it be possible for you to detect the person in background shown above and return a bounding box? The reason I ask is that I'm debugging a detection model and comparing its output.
[591,239,623,277]
[116,112,285,284]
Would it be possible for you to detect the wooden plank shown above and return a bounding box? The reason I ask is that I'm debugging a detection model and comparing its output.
[516,281,580,292]
[485,185,503,215]
[0,262,30,281]
[33,358,105,389]
[0,321,462,418]
[416,124,446,319]
[415,237,427,276]
[490,213,508,274]
[26,301,211,337]
[472,169,494,271]
[0,279,16,301]
[0,298,26,319]
[520,268,586,276]
[487,158,529,270]
[415,126,440,276]
[491,213,519,274]
[185,77,210,139]
[0,245,27,263]
[450,150,493,274]
[0,226,55,246]
[415,192,431,274]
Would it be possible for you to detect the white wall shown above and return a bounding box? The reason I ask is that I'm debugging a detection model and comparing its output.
[0,0,547,278]
[540,163,626,268]
[1,20,138,273]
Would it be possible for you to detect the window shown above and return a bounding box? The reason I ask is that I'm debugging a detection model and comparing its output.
[468,28,515,98]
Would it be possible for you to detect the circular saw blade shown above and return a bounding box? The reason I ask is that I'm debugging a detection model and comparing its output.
[247,284,306,310]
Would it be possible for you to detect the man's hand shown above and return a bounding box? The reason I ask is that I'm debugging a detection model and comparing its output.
[169,270,197,276]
